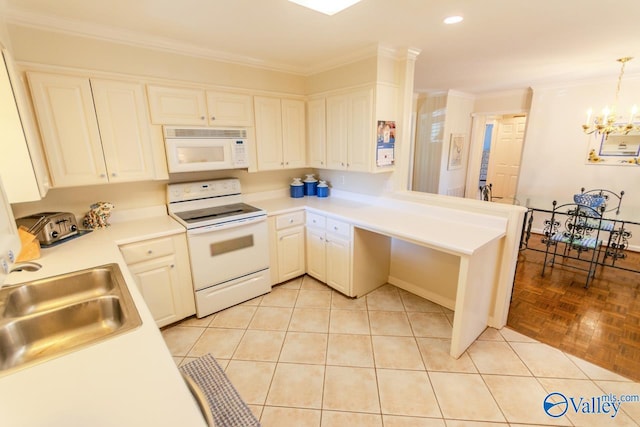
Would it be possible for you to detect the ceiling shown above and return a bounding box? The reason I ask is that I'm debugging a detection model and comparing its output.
[2,0,640,94]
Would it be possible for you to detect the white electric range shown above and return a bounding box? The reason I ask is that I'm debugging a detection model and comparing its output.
[167,178,270,317]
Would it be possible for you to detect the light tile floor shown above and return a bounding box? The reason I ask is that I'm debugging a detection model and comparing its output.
[162,275,640,427]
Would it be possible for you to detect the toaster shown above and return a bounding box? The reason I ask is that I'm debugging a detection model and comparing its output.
[16,212,79,246]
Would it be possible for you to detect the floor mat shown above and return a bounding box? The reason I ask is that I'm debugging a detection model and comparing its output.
[180,353,261,427]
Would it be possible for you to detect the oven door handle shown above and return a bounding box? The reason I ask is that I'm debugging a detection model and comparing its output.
[187,215,266,234]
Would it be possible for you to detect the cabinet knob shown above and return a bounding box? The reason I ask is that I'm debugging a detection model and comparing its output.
[321,161,324,165]
[289,218,294,223]
[200,116,205,120]
[334,226,338,230]
[111,173,117,177]
[341,162,345,167]
[280,162,284,166]
[147,250,153,255]
[211,116,216,120]
[170,264,175,269]
[285,162,289,165]
[99,173,106,178]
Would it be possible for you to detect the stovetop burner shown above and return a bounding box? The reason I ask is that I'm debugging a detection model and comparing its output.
[174,203,262,224]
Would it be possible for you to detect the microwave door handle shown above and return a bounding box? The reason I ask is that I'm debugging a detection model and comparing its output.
[187,216,266,234]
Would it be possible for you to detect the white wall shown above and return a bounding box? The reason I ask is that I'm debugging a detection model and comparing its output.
[518,76,640,247]
[438,91,474,196]
[519,77,640,205]
[10,168,314,221]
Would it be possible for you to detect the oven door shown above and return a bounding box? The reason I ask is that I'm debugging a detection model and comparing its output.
[186,216,269,290]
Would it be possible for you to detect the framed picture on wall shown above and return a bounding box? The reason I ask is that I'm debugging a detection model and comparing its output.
[448,133,464,170]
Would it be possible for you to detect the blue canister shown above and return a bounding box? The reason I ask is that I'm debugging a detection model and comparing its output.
[290,178,304,198]
[303,174,318,196]
[317,180,329,198]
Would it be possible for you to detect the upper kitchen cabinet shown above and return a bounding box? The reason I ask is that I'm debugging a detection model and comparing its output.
[254,96,306,171]
[325,84,396,173]
[27,72,159,187]
[0,49,50,203]
[147,85,253,127]
[307,97,326,168]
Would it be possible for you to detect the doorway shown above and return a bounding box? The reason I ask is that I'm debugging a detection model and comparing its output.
[467,114,527,203]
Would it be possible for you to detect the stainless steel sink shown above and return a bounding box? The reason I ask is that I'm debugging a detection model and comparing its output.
[3,266,116,317]
[0,264,142,375]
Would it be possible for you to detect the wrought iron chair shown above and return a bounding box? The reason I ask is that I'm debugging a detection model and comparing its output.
[541,201,606,288]
[577,188,624,214]
[479,183,492,201]
[576,188,629,265]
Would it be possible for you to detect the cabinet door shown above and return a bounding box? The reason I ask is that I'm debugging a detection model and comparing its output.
[325,94,349,170]
[128,254,183,328]
[307,98,326,168]
[276,225,305,283]
[306,227,326,283]
[91,79,155,182]
[347,88,374,172]
[0,50,48,202]
[254,96,284,170]
[281,99,306,169]
[206,91,253,127]
[146,85,207,125]
[326,234,351,296]
[27,72,108,187]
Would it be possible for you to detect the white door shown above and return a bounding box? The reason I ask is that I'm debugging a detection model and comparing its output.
[128,255,182,327]
[486,116,526,201]
[206,91,253,127]
[326,94,349,170]
[347,88,373,172]
[91,79,155,182]
[307,98,326,168]
[281,99,306,169]
[276,225,305,282]
[326,234,350,295]
[27,72,108,187]
[254,96,284,170]
[306,227,326,282]
[146,85,207,125]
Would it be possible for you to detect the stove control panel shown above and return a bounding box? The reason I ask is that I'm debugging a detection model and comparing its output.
[167,178,241,203]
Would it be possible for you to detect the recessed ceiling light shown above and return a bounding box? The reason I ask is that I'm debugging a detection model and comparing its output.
[443,15,464,24]
[289,0,362,16]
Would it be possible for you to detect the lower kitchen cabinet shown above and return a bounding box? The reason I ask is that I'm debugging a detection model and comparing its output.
[119,233,195,327]
[268,210,306,285]
[306,212,352,295]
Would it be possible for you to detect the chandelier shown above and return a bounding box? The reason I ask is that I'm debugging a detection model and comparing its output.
[582,57,639,136]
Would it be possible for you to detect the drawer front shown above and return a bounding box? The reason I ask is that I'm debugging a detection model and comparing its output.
[306,212,326,229]
[326,218,350,238]
[120,236,175,264]
[275,210,305,230]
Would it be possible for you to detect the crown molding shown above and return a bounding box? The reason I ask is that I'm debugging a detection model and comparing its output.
[3,9,311,75]
[3,8,405,78]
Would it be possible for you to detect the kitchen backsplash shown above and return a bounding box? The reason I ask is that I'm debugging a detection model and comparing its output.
[10,168,314,220]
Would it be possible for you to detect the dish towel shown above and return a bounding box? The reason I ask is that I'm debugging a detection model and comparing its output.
[180,353,261,427]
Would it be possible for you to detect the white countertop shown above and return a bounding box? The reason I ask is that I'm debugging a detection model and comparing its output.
[248,190,508,256]
[0,191,518,427]
[0,213,207,427]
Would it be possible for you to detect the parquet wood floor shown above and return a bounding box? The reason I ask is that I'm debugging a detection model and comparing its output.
[508,234,640,381]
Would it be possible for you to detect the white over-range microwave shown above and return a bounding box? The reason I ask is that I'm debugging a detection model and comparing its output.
[163,126,249,173]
